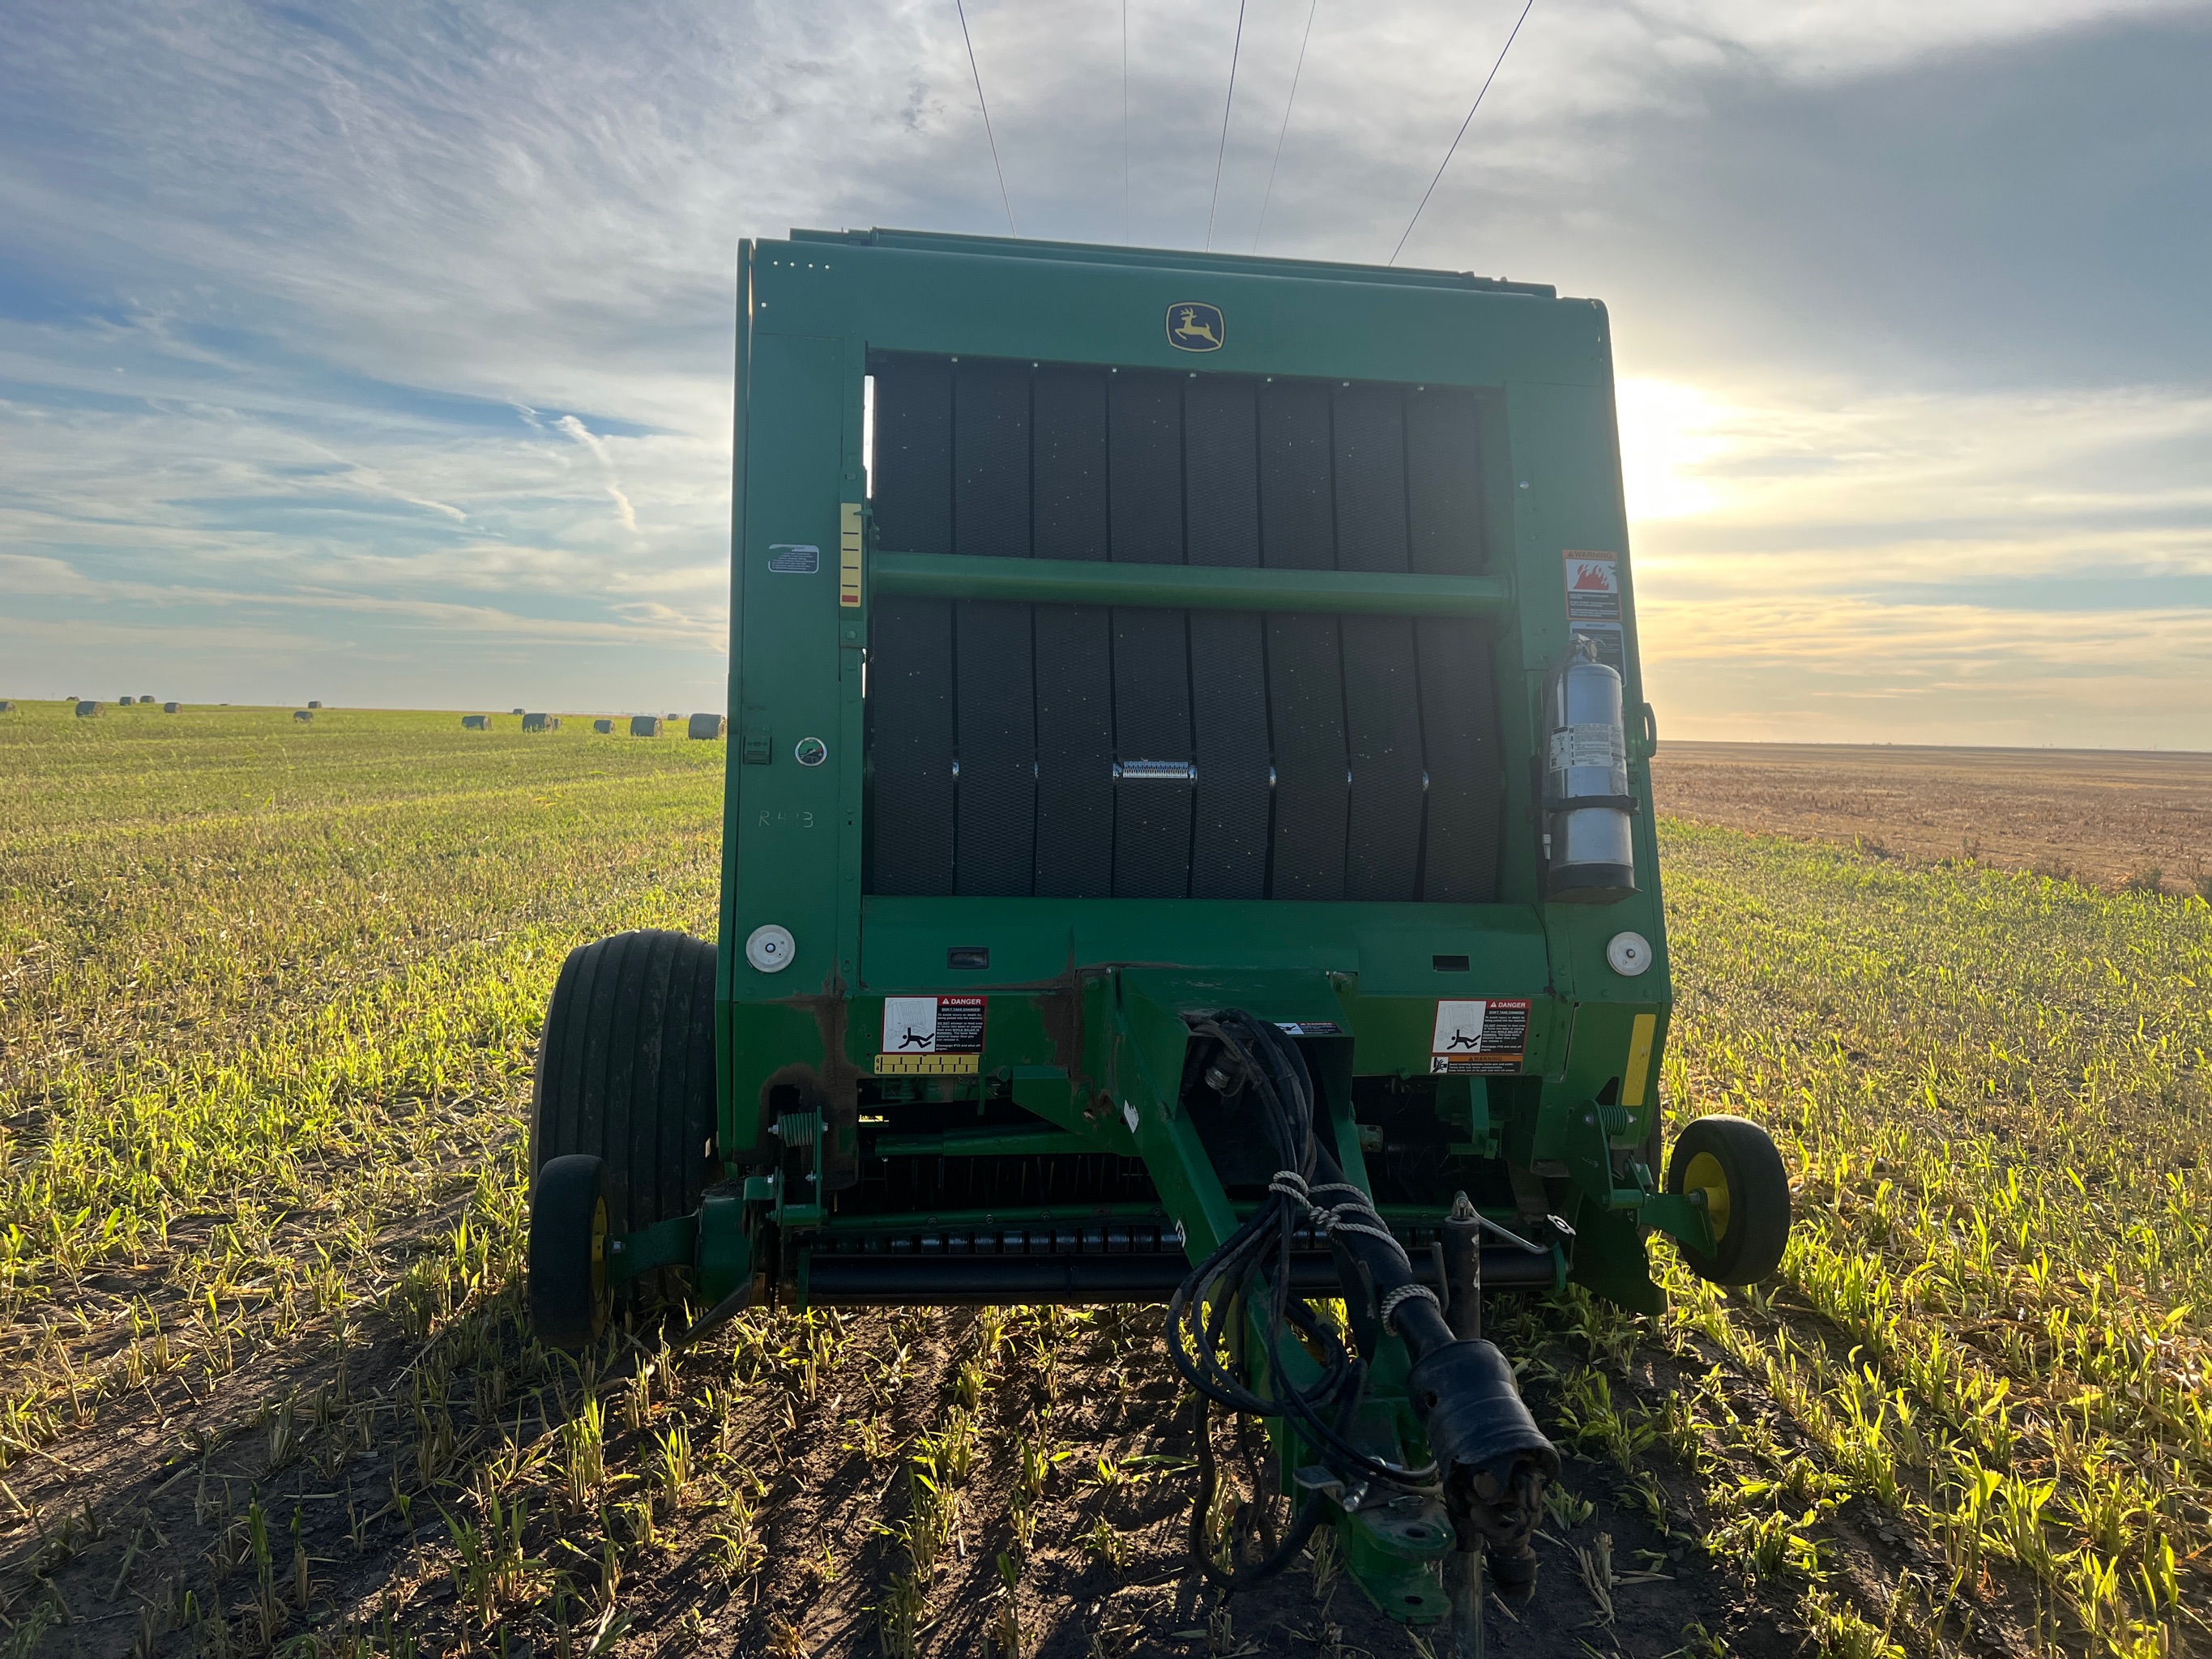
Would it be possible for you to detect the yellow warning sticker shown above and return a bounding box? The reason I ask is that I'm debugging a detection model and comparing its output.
[839,501,863,608]
[874,1051,980,1077]
[1622,1012,1657,1108]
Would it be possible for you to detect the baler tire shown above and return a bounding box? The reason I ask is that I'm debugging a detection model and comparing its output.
[1667,1115,1790,1286]
[529,929,717,1301]
[530,1154,611,1350]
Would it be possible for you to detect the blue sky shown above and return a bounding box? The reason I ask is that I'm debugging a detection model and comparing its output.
[1,0,2206,744]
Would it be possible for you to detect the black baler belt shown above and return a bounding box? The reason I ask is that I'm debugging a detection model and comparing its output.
[867,598,957,894]
[1414,616,1505,902]
[1264,612,1348,899]
[1189,610,1270,898]
[953,599,1037,895]
[1340,613,1426,901]
[1108,370,1190,898]
[1033,603,1115,898]
[865,356,957,896]
[1405,386,1487,576]
[1031,367,1115,895]
[1111,607,1194,898]
[870,355,953,556]
[950,360,1036,896]
[1182,379,1267,898]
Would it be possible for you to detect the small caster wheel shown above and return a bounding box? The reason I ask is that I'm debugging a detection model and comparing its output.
[1668,1115,1791,1286]
[531,1154,612,1350]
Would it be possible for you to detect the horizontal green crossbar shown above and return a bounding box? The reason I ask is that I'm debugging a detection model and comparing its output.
[871,551,1510,616]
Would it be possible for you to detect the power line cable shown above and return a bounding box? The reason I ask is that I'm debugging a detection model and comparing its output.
[955,0,1017,237]
[1251,0,1319,252]
[1203,0,1248,252]
[1388,0,1535,267]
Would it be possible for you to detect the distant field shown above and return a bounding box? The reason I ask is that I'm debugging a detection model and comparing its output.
[1653,740,2212,895]
[2,703,2206,1657]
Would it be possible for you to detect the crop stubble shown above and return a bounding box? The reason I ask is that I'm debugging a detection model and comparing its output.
[2,706,2206,1657]
[1652,741,2212,896]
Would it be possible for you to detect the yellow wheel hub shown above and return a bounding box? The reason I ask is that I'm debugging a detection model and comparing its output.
[1685,1150,1731,1246]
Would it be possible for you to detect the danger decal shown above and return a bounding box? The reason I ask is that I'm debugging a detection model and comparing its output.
[1430,999,1531,1076]
[877,996,986,1076]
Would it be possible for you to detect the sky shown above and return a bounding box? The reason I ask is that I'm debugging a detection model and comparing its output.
[0,0,2206,744]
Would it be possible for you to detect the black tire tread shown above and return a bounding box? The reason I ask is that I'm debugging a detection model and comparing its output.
[529,1153,607,1350]
[1667,1114,1791,1286]
[531,929,716,1244]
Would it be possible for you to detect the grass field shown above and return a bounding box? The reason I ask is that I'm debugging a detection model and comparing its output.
[2,702,2208,1658]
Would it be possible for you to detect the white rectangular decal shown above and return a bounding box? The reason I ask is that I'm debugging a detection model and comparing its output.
[878,996,985,1075]
[1431,998,1531,1076]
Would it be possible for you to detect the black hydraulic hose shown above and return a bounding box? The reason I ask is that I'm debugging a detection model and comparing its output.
[1164,1011,1440,1511]
[1188,1358,1366,1590]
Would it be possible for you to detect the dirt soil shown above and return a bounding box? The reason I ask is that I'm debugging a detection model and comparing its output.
[1651,741,2212,894]
[0,1277,1808,1659]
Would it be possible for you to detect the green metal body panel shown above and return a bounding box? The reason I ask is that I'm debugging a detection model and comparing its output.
[669,226,1693,1620]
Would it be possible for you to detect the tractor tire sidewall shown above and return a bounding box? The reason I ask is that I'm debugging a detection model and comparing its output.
[530,929,717,1269]
[530,1154,609,1350]
[1667,1114,1791,1287]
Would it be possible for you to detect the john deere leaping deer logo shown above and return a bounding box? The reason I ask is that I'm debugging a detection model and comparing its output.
[1166,301,1225,352]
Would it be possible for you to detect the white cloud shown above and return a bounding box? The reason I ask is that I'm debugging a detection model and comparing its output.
[0,0,2203,729]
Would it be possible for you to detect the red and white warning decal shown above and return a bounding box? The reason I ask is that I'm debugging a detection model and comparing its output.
[1431,999,1531,1076]
[878,996,986,1075]
[1562,551,1621,622]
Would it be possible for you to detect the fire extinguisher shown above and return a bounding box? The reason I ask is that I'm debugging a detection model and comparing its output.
[1544,636,1638,903]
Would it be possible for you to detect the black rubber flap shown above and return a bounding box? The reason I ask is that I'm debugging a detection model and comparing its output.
[867,356,955,894]
[1108,371,1192,898]
[1334,385,1425,901]
[1031,368,1115,897]
[952,360,1036,895]
[1258,380,1347,898]
[1185,377,1269,898]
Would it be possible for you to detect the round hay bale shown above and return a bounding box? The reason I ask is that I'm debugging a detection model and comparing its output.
[293,709,314,723]
[522,712,561,732]
[629,715,664,738]
[75,700,104,718]
[0,701,16,714]
[512,707,526,715]
[308,700,322,709]
[687,713,727,740]
[120,695,135,706]
[592,718,614,734]
[462,714,489,731]
[163,702,181,714]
